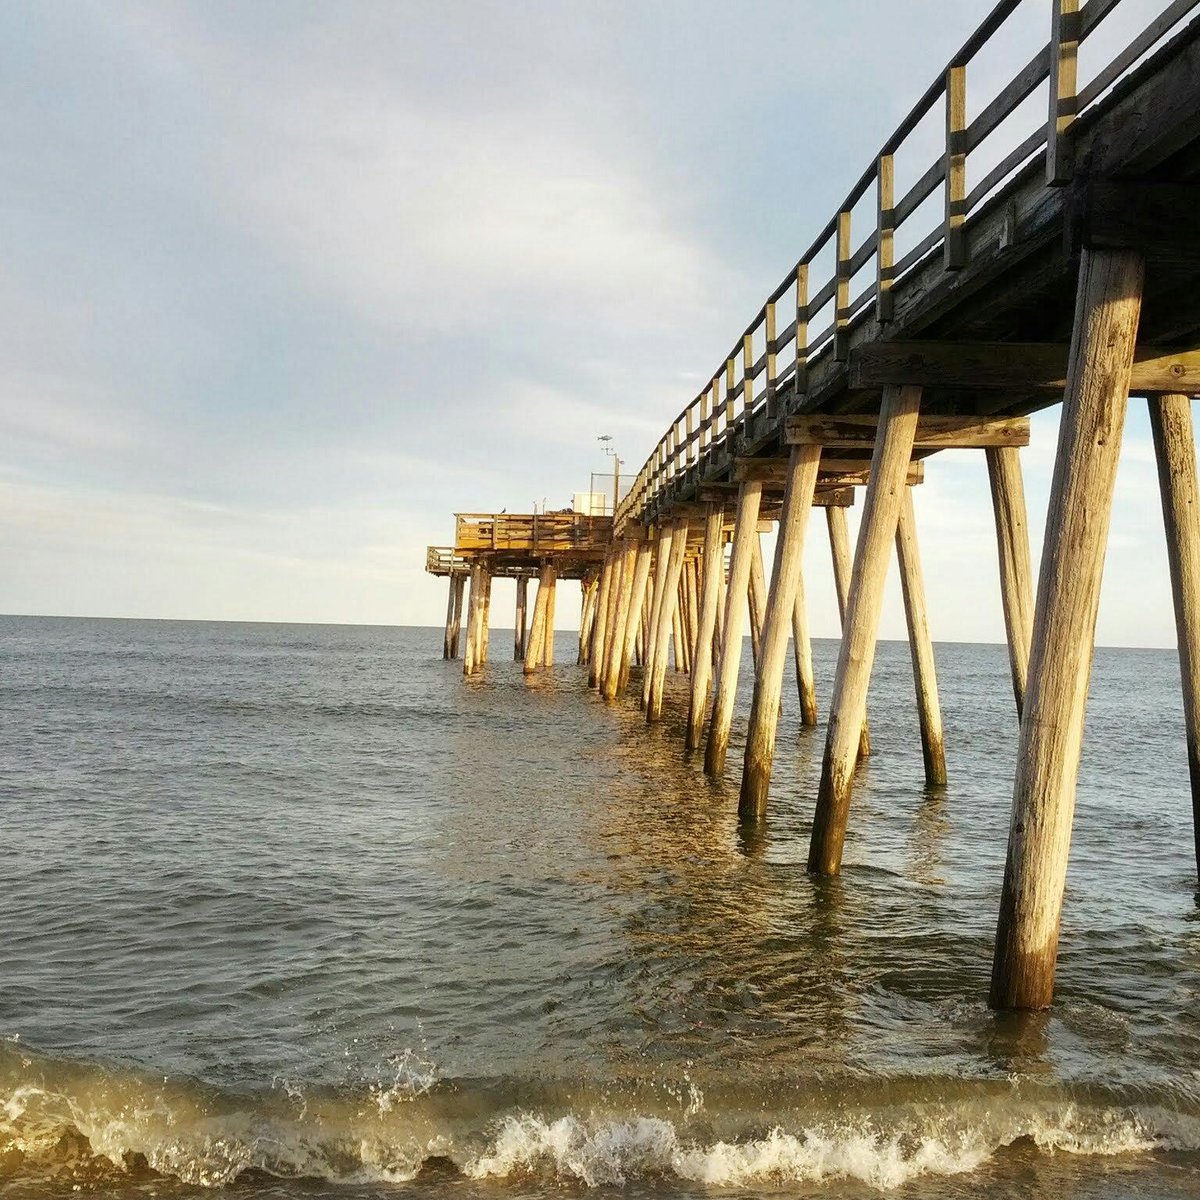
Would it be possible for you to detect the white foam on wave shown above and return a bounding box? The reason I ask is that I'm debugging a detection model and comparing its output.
[1,1060,1195,1192]
[463,1101,1174,1191]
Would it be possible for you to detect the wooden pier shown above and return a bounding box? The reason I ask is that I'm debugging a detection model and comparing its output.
[426,0,1200,1011]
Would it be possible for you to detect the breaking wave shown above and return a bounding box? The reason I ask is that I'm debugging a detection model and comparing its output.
[2,1043,1197,1192]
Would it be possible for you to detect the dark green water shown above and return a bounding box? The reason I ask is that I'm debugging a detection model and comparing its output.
[3,615,1200,1198]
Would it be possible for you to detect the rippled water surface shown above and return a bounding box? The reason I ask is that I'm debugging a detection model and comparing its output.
[3,615,1200,1198]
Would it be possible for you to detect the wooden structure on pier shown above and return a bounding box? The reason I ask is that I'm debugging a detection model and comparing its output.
[427,0,1200,1012]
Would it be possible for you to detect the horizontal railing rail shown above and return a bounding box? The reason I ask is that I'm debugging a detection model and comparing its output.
[454,513,614,554]
[425,546,465,574]
[613,0,1200,533]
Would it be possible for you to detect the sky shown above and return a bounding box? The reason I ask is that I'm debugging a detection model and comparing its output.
[0,0,1190,647]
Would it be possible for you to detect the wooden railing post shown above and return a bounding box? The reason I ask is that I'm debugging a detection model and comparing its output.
[742,333,755,427]
[877,153,895,322]
[1047,0,1080,185]
[795,263,809,394]
[945,64,967,269]
[724,358,737,453]
[835,210,852,360]
[765,302,779,420]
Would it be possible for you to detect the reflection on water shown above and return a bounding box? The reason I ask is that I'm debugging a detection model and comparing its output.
[2,618,1200,1197]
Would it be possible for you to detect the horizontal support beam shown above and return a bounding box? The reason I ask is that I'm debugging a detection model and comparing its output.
[814,488,855,508]
[786,414,1030,449]
[851,341,1200,393]
[733,456,922,490]
[820,459,925,487]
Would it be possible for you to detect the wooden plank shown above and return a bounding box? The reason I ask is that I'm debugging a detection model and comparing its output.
[787,413,1030,449]
[851,341,1200,392]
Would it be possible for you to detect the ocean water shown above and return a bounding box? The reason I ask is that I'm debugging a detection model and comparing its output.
[2,614,1200,1199]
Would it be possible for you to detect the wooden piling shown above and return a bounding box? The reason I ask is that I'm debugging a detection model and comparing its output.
[578,576,596,665]
[643,529,675,710]
[748,534,767,669]
[895,487,947,787]
[987,446,1035,715]
[714,549,726,665]
[808,385,922,875]
[589,555,615,689]
[672,594,687,673]
[687,504,726,751]
[792,574,819,727]
[604,542,639,700]
[827,505,871,758]
[514,577,529,661]
[687,559,700,657]
[740,445,822,818]
[705,482,764,776]
[450,575,465,659]
[443,576,458,659]
[990,247,1144,1010]
[599,551,624,686]
[523,563,553,675]
[619,541,654,695]
[1149,393,1200,879]
[464,564,483,676]
[544,567,556,667]
[648,519,690,721]
[478,568,492,665]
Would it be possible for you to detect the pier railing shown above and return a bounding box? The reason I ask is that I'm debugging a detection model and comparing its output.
[613,0,1200,533]
[425,546,465,575]
[454,513,613,555]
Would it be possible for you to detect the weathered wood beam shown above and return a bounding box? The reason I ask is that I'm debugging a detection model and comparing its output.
[1148,393,1200,881]
[740,444,822,819]
[809,385,922,875]
[648,519,690,720]
[588,555,615,688]
[734,456,919,491]
[851,341,1200,393]
[821,461,926,487]
[513,576,529,662]
[705,481,763,777]
[895,488,947,788]
[686,505,726,752]
[990,247,1144,1012]
[788,413,1029,449]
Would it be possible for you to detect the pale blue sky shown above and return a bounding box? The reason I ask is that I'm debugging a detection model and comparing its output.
[0,1,1187,646]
